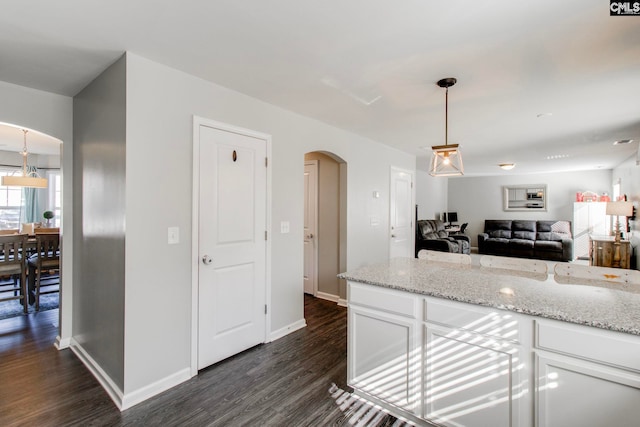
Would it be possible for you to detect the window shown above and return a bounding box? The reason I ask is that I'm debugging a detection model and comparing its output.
[47,171,62,227]
[0,168,23,230]
[0,168,62,230]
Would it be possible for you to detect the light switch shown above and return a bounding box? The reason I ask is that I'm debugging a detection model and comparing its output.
[168,226,180,244]
[280,221,290,234]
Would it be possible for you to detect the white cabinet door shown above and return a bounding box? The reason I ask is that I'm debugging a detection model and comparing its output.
[424,325,525,427]
[536,353,640,427]
[348,305,420,414]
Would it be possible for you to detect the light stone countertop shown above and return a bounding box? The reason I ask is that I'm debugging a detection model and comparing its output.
[338,257,640,336]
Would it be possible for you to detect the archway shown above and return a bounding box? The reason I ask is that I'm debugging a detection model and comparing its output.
[303,151,347,306]
[0,123,63,322]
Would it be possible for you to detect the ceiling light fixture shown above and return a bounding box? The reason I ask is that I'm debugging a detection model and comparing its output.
[1,129,48,188]
[499,163,516,170]
[429,77,464,177]
[613,139,633,145]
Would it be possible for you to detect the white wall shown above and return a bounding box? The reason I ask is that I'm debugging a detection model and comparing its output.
[613,155,640,270]
[415,167,448,221]
[124,53,415,396]
[447,169,613,247]
[0,80,73,347]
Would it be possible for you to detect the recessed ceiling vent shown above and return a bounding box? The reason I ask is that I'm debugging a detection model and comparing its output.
[613,139,633,145]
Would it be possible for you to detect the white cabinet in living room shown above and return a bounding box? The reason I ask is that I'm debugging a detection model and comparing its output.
[423,299,529,427]
[535,320,640,427]
[573,202,608,260]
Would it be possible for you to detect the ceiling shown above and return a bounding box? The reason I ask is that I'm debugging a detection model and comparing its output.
[1,0,639,174]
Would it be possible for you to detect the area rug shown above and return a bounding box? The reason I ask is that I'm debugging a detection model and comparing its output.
[0,293,59,320]
[329,383,413,427]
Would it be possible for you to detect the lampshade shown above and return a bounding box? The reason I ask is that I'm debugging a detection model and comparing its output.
[429,77,464,177]
[1,175,48,188]
[0,129,48,189]
[606,201,633,217]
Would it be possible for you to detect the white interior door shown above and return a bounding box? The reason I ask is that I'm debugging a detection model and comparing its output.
[198,124,267,370]
[390,167,414,259]
[303,160,318,295]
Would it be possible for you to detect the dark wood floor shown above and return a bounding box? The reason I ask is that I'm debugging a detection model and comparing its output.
[0,295,410,426]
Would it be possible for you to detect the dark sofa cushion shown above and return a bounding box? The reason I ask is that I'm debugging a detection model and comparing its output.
[484,220,512,232]
[489,229,512,238]
[534,240,563,252]
[509,239,535,249]
[512,220,536,240]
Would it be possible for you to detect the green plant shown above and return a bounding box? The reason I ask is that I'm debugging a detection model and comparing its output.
[43,210,54,220]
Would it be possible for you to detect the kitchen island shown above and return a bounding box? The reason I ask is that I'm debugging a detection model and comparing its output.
[339,257,640,427]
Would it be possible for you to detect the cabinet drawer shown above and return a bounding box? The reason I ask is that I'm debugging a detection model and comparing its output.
[425,298,520,342]
[535,319,640,372]
[348,282,416,318]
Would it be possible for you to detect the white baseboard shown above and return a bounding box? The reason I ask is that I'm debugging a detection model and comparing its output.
[120,368,191,410]
[55,335,71,350]
[316,291,339,303]
[337,298,348,307]
[70,338,125,410]
[70,338,191,411]
[269,318,306,342]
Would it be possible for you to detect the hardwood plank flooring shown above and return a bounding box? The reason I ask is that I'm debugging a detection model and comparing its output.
[0,295,412,426]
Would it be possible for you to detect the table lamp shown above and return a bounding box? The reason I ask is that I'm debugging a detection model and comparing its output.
[605,201,633,267]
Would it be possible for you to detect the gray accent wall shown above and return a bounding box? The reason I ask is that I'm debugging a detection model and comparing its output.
[73,55,126,390]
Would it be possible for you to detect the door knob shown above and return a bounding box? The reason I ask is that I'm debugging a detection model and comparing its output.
[202,255,213,265]
[391,234,397,238]
[308,233,314,239]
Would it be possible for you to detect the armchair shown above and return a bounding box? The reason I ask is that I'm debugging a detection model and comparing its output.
[415,219,470,257]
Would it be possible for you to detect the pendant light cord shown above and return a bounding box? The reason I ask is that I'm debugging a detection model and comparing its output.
[21,129,28,175]
[445,87,449,147]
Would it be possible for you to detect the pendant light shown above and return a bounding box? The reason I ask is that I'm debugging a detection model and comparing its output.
[1,129,48,188]
[429,78,464,176]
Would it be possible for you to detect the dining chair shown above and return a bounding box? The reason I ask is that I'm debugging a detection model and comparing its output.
[0,234,29,314]
[480,254,549,275]
[418,249,472,265]
[27,233,60,311]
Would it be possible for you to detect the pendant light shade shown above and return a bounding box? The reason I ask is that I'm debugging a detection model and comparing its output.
[429,78,464,177]
[1,129,48,188]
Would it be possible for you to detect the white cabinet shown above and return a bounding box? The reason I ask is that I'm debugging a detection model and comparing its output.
[573,202,608,260]
[347,283,421,415]
[348,281,640,427]
[348,282,530,426]
[534,320,640,427]
[423,299,529,427]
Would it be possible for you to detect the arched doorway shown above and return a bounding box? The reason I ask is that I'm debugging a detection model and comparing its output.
[0,123,63,321]
[303,151,347,306]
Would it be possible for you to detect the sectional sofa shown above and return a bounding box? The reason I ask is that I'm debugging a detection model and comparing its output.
[478,219,573,262]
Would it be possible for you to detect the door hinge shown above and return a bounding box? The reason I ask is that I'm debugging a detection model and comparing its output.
[265,230,268,240]
[265,157,268,167]
[265,304,268,314]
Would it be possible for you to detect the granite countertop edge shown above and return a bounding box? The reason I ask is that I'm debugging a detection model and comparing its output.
[338,269,640,336]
